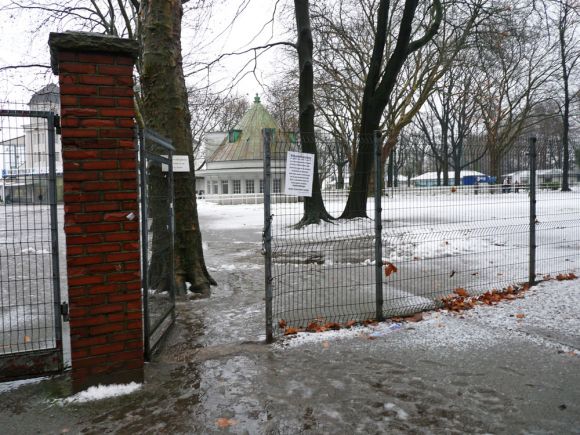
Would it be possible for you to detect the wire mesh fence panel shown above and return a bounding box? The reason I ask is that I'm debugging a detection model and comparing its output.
[0,106,63,377]
[380,136,536,316]
[139,129,175,359]
[268,132,379,334]
[265,128,580,338]
[534,137,580,279]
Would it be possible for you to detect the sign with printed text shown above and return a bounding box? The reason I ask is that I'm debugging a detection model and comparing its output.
[162,155,190,172]
[284,151,315,197]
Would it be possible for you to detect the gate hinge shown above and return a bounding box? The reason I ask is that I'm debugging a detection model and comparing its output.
[61,302,69,322]
[54,115,61,135]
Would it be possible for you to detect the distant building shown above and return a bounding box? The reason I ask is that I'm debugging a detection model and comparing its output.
[410,170,490,187]
[1,84,62,203]
[201,95,295,201]
[505,169,580,187]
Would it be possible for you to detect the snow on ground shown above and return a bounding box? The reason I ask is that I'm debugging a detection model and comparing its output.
[58,382,142,404]
[275,278,580,353]
[198,190,579,261]
[0,376,49,394]
[198,191,579,326]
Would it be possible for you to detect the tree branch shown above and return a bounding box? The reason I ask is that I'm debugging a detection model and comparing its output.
[186,41,296,76]
[0,64,51,72]
[406,0,443,54]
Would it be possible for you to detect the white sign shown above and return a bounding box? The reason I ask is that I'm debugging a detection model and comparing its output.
[162,155,190,172]
[284,151,315,197]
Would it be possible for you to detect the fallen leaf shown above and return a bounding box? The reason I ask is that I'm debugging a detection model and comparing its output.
[216,418,238,428]
[306,321,320,332]
[449,270,456,278]
[384,262,398,277]
[404,312,423,323]
[454,288,469,297]
[344,320,357,328]
[278,319,287,329]
[24,335,31,343]
[284,327,299,336]
[325,322,341,330]
[515,313,525,319]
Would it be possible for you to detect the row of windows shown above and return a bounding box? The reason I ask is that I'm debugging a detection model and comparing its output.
[209,179,281,194]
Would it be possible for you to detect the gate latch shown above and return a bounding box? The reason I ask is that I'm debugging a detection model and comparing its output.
[61,302,70,322]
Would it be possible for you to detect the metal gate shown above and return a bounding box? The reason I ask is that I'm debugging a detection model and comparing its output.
[0,109,65,380]
[138,128,176,360]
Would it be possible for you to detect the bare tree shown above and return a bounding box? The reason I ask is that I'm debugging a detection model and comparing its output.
[339,0,442,218]
[415,64,484,186]
[473,4,555,179]
[542,0,580,190]
[307,0,489,217]
[293,0,333,227]
[1,0,218,294]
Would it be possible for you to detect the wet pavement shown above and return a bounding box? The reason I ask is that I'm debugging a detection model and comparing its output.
[1,213,579,434]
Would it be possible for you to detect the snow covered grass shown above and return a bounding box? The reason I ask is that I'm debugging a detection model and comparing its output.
[275,278,580,354]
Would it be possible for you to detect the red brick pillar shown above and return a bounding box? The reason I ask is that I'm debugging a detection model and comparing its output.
[49,32,143,392]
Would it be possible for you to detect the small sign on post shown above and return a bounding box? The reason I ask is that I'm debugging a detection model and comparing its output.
[162,155,190,172]
[284,151,315,197]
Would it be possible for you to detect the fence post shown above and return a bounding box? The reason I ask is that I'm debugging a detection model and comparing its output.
[529,136,537,287]
[263,128,274,342]
[374,131,384,321]
[47,112,64,348]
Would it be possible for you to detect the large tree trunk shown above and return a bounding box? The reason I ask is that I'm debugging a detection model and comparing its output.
[489,145,503,185]
[560,16,571,192]
[294,0,333,227]
[340,0,441,219]
[139,0,215,295]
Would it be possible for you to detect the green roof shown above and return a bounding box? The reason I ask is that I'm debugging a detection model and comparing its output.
[207,95,292,162]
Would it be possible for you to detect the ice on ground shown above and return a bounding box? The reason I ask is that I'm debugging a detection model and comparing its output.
[59,382,142,404]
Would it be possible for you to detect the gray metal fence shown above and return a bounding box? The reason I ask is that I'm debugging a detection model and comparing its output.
[139,128,176,360]
[264,131,580,338]
[0,108,65,380]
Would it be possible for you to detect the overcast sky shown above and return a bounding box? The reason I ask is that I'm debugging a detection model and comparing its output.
[0,0,292,104]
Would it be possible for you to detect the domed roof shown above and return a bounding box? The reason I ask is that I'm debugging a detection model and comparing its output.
[207,94,292,162]
[29,84,60,106]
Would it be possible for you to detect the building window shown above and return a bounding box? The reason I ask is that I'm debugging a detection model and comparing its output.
[259,179,264,193]
[212,181,218,195]
[273,178,281,193]
[221,180,229,194]
[245,179,255,194]
[233,180,241,194]
[228,129,242,143]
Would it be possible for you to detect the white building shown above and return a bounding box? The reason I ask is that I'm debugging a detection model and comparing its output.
[201,95,294,201]
[1,84,62,203]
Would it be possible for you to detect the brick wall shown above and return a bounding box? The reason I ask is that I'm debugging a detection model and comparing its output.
[49,33,143,392]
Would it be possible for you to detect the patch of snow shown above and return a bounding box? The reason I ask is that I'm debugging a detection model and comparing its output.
[208,264,262,271]
[59,382,142,404]
[20,247,50,255]
[275,322,404,349]
[0,376,49,393]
